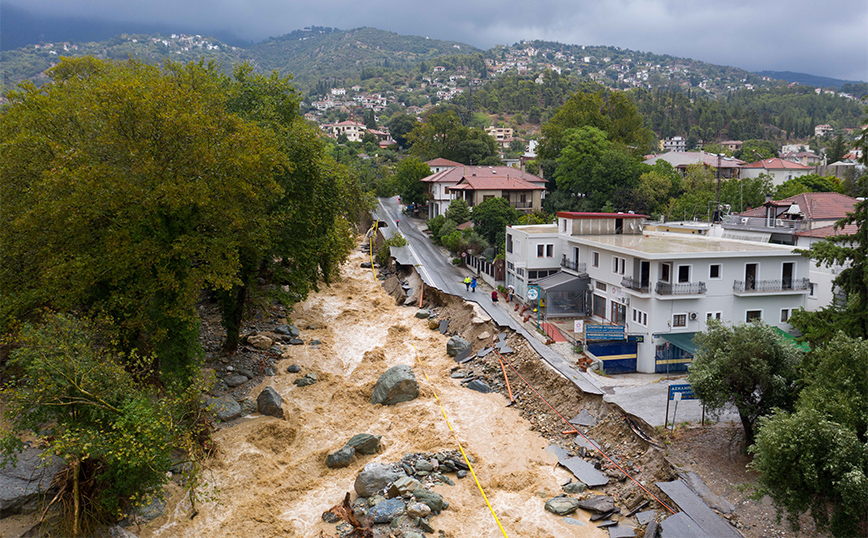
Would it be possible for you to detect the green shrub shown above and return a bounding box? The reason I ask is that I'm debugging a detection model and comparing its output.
[376,233,408,265]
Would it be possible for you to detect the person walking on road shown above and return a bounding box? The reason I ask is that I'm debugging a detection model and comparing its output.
[464,276,471,291]
[470,277,477,293]
[491,289,499,302]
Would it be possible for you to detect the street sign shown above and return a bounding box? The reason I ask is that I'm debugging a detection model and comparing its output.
[574,320,584,334]
[585,324,625,341]
[668,383,696,400]
[526,287,539,300]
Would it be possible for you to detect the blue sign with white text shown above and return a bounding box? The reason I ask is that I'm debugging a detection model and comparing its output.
[668,383,696,400]
[585,324,625,341]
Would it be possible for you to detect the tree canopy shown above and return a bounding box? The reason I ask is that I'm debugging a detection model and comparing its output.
[407,110,501,165]
[688,320,803,445]
[471,197,521,247]
[394,157,431,205]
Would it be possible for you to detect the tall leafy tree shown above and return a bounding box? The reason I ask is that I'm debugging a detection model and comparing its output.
[688,320,803,445]
[387,113,417,149]
[0,58,284,383]
[750,333,868,537]
[407,110,501,165]
[471,197,521,247]
[444,198,471,224]
[394,157,431,205]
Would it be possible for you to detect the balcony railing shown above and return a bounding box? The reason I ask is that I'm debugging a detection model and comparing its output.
[621,276,650,293]
[511,201,533,210]
[721,215,808,232]
[655,281,707,295]
[733,278,810,293]
[561,257,586,273]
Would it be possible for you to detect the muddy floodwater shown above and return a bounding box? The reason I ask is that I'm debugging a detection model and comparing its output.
[143,250,607,538]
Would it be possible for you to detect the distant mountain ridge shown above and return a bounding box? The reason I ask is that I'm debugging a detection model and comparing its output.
[754,70,862,90]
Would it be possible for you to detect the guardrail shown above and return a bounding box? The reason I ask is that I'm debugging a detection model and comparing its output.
[733,278,810,292]
[561,257,586,273]
[655,281,707,295]
[621,276,650,293]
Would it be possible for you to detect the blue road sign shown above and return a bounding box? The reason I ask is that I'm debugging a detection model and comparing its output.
[668,383,696,400]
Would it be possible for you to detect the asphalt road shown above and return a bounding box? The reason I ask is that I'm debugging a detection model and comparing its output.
[374,197,603,396]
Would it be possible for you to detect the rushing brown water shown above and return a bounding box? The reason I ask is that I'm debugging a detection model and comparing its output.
[141,249,605,538]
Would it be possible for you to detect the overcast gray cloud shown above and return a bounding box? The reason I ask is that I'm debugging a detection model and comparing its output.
[13,0,868,81]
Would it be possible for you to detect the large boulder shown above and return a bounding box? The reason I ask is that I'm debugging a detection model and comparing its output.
[326,446,356,469]
[247,334,273,350]
[545,496,580,516]
[354,463,406,498]
[206,395,241,422]
[0,448,64,517]
[346,433,381,455]
[367,498,406,524]
[446,335,471,357]
[257,387,284,418]
[412,488,445,514]
[577,495,615,513]
[370,365,419,405]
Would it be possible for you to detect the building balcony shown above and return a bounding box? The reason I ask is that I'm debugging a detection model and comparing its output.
[560,256,586,273]
[511,201,533,210]
[621,276,650,294]
[655,281,707,295]
[721,215,808,232]
[733,278,810,294]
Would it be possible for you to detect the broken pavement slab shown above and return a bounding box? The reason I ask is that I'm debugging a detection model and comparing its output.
[570,409,598,427]
[438,319,450,334]
[656,480,740,538]
[607,524,637,538]
[453,348,472,363]
[659,511,712,538]
[545,444,609,487]
[678,470,736,515]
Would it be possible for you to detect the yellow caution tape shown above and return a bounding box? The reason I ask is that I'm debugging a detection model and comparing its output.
[411,344,509,538]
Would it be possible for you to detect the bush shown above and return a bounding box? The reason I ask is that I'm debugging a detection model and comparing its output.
[376,233,408,266]
[427,215,447,237]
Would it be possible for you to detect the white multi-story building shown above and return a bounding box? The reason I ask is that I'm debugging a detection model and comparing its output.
[505,212,811,374]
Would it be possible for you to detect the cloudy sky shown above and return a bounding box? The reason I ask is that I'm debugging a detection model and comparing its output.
[10,0,868,82]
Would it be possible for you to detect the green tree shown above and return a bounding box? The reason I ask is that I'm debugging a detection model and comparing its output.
[471,196,521,247]
[445,198,472,224]
[407,110,500,164]
[394,156,431,205]
[553,126,644,210]
[688,320,803,444]
[750,333,868,537]
[387,113,417,149]
[1,314,204,532]
[0,58,285,383]
[538,84,654,178]
[825,134,847,164]
[734,139,777,161]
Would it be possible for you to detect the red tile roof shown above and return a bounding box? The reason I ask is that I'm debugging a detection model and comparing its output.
[795,223,859,238]
[450,175,545,191]
[425,158,463,167]
[742,158,813,170]
[420,165,546,185]
[740,192,857,220]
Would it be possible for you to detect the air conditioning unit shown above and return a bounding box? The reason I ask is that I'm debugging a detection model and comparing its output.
[689,312,698,321]
[620,296,630,306]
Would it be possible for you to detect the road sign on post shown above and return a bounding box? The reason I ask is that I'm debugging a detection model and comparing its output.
[664,383,697,428]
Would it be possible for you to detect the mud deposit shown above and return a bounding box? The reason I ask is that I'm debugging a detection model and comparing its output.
[142,248,608,538]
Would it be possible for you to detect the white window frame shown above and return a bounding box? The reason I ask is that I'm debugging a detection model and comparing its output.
[612,256,626,275]
[592,251,600,268]
[632,308,648,327]
[706,312,722,322]
[660,262,672,283]
[709,264,722,280]
[780,309,790,323]
[677,264,692,284]
[809,282,817,298]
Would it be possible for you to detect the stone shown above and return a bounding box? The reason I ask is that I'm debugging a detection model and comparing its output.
[133,496,166,522]
[354,463,406,498]
[361,261,373,268]
[0,448,64,517]
[465,379,492,393]
[428,318,440,330]
[644,520,659,538]
[247,334,273,350]
[414,460,434,472]
[412,488,444,514]
[577,495,615,513]
[370,365,419,405]
[407,502,431,518]
[294,373,318,387]
[415,309,432,319]
[256,387,284,418]
[237,368,255,379]
[477,331,491,341]
[206,395,241,422]
[457,470,468,479]
[347,433,381,455]
[223,374,249,388]
[289,338,304,345]
[309,339,322,346]
[545,496,581,516]
[275,324,300,337]
[367,498,406,524]
[446,335,471,357]
[450,371,466,378]
[287,364,301,373]
[419,518,435,532]
[238,399,257,417]
[326,446,356,469]
[387,476,422,498]
[563,517,586,526]
[563,481,587,494]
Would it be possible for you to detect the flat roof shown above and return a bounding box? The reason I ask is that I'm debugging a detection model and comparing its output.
[558,212,648,219]
[508,224,558,234]
[568,232,800,259]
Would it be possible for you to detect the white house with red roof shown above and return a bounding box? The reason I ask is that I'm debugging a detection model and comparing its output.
[643,151,744,179]
[322,120,366,142]
[420,163,546,219]
[740,158,814,186]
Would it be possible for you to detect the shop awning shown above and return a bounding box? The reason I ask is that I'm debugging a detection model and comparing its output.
[659,332,698,354]
[775,328,811,352]
[535,271,590,293]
